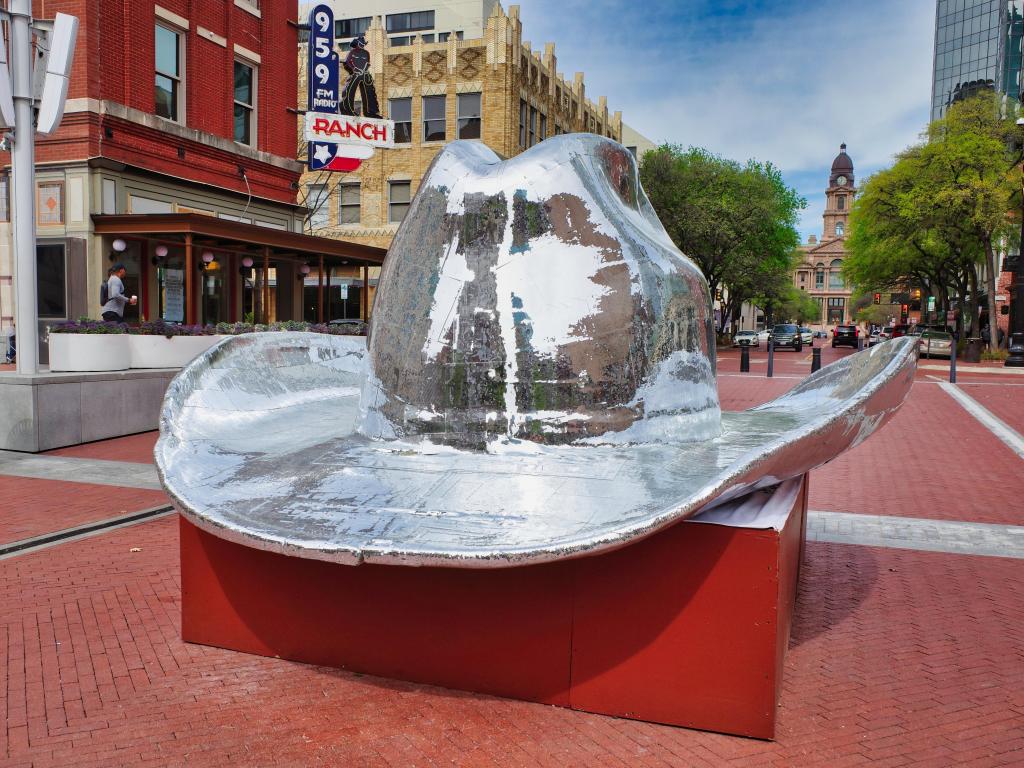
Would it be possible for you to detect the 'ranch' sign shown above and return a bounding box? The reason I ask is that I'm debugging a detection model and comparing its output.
[304,113,395,148]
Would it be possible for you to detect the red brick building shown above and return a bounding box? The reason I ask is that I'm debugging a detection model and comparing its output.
[0,0,384,361]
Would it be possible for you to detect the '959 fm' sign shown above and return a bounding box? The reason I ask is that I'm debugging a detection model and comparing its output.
[307,5,339,113]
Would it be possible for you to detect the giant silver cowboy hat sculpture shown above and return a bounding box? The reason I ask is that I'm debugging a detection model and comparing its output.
[156,135,916,567]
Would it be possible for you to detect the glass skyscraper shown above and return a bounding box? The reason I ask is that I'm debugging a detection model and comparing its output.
[931,0,1024,121]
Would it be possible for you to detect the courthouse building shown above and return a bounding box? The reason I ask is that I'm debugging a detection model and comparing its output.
[298,2,627,249]
[0,0,384,363]
[793,144,857,328]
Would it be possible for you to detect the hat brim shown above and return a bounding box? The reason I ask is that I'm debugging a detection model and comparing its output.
[156,333,917,568]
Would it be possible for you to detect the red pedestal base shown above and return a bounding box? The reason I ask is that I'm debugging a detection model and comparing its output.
[180,476,807,739]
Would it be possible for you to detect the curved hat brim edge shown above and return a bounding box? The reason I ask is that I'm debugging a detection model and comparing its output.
[155,335,918,569]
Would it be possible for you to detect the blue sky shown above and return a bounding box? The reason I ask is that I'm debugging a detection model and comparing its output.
[511,0,937,241]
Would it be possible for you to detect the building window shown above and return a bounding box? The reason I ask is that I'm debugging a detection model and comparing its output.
[390,98,412,143]
[539,113,547,141]
[815,262,825,290]
[37,243,66,319]
[438,31,463,42]
[386,11,434,33]
[390,36,412,47]
[529,106,537,146]
[457,92,481,139]
[0,175,8,221]
[519,100,527,148]
[37,182,64,225]
[307,183,328,230]
[389,181,411,223]
[338,183,360,224]
[155,24,182,121]
[837,195,845,211]
[827,297,845,324]
[423,95,445,141]
[421,33,435,43]
[835,222,845,237]
[829,259,845,290]
[233,60,256,146]
[336,16,371,39]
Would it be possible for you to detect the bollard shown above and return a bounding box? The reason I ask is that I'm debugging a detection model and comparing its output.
[857,334,863,351]
[740,345,750,373]
[766,340,774,378]
[949,337,957,384]
[811,346,821,373]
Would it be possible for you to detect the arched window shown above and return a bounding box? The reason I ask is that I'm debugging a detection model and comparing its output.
[835,222,845,236]
[829,259,845,290]
[815,262,825,289]
[837,195,845,211]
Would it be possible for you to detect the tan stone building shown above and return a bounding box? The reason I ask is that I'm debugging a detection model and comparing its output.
[298,3,623,252]
[794,144,856,328]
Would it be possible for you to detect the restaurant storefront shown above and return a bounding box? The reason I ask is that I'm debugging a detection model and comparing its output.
[91,214,386,326]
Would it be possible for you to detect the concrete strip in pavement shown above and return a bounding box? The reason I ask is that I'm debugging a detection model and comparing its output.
[808,510,1024,559]
[0,450,161,489]
[933,379,1024,460]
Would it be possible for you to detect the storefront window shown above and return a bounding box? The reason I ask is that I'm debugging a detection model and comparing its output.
[201,256,230,325]
[37,243,66,318]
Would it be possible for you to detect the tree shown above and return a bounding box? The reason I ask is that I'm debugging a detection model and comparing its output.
[845,93,1024,348]
[640,146,805,332]
[780,287,821,325]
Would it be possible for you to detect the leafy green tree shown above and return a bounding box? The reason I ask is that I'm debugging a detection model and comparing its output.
[640,146,805,332]
[845,93,1024,347]
[780,287,822,325]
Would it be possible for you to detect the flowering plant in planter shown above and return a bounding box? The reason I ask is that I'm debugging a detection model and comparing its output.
[49,318,129,334]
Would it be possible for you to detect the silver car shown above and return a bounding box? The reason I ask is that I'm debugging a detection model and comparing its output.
[915,330,954,359]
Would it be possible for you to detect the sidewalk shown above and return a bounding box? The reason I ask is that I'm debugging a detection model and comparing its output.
[2,367,1023,766]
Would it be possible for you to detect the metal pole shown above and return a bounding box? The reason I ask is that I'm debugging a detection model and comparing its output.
[949,334,957,383]
[317,255,324,324]
[11,0,37,373]
[766,339,774,378]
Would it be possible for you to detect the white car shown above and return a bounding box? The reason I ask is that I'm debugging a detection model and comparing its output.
[732,330,759,348]
[757,329,771,343]
[799,327,813,345]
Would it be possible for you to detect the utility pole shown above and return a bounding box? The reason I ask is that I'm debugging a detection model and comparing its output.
[10,0,37,373]
[3,5,77,374]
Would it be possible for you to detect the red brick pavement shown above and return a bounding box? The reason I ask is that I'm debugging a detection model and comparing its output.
[46,433,159,465]
[958,383,1024,438]
[1,517,1022,767]
[0,476,169,545]
[809,382,1024,525]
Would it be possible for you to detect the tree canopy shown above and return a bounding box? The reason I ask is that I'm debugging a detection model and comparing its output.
[640,146,805,332]
[845,93,1024,347]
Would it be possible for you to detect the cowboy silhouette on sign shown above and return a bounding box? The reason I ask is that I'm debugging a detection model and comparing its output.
[339,34,382,118]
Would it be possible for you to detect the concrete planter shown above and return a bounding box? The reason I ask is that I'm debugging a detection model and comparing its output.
[129,335,227,369]
[49,333,131,372]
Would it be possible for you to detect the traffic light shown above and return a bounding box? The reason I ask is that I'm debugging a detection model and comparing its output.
[901,303,909,319]
[873,292,881,305]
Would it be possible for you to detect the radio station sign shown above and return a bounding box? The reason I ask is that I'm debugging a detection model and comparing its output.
[305,113,394,148]
[305,4,392,172]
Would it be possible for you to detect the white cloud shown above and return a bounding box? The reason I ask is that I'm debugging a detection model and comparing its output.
[511,0,935,238]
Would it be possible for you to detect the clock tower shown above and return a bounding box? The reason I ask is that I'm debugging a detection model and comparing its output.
[824,143,855,240]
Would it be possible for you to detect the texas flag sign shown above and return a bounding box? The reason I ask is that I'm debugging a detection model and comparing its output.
[309,142,375,172]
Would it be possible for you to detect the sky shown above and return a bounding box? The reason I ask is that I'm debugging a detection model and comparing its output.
[510,0,937,242]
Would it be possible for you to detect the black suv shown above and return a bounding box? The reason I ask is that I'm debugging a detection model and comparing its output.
[771,323,803,351]
[832,325,860,348]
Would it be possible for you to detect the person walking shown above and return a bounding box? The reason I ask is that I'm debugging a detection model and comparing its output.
[101,263,136,322]
[3,319,13,364]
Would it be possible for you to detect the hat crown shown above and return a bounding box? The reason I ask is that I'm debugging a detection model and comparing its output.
[360,135,721,448]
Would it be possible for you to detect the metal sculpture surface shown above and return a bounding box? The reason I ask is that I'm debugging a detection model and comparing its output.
[156,135,917,567]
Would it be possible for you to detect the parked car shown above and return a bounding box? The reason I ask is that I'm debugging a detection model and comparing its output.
[867,329,882,347]
[799,327,813,345]
[832,325,860,348]
[915,330,954,359]
[813,329,829,339]
[757,329,771,343]
[771,323,803,351]
[879,324,910,340]
[732,330,759,348]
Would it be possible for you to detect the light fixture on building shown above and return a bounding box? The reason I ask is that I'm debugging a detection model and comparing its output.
[241,256,254,268]
[112,238,127,252]
[155,244,169,258]
[300,263,311,274]
[202,250,215,264]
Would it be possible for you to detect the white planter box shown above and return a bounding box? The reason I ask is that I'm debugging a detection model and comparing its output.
[128,335,227,369]
[49,333,131,372]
